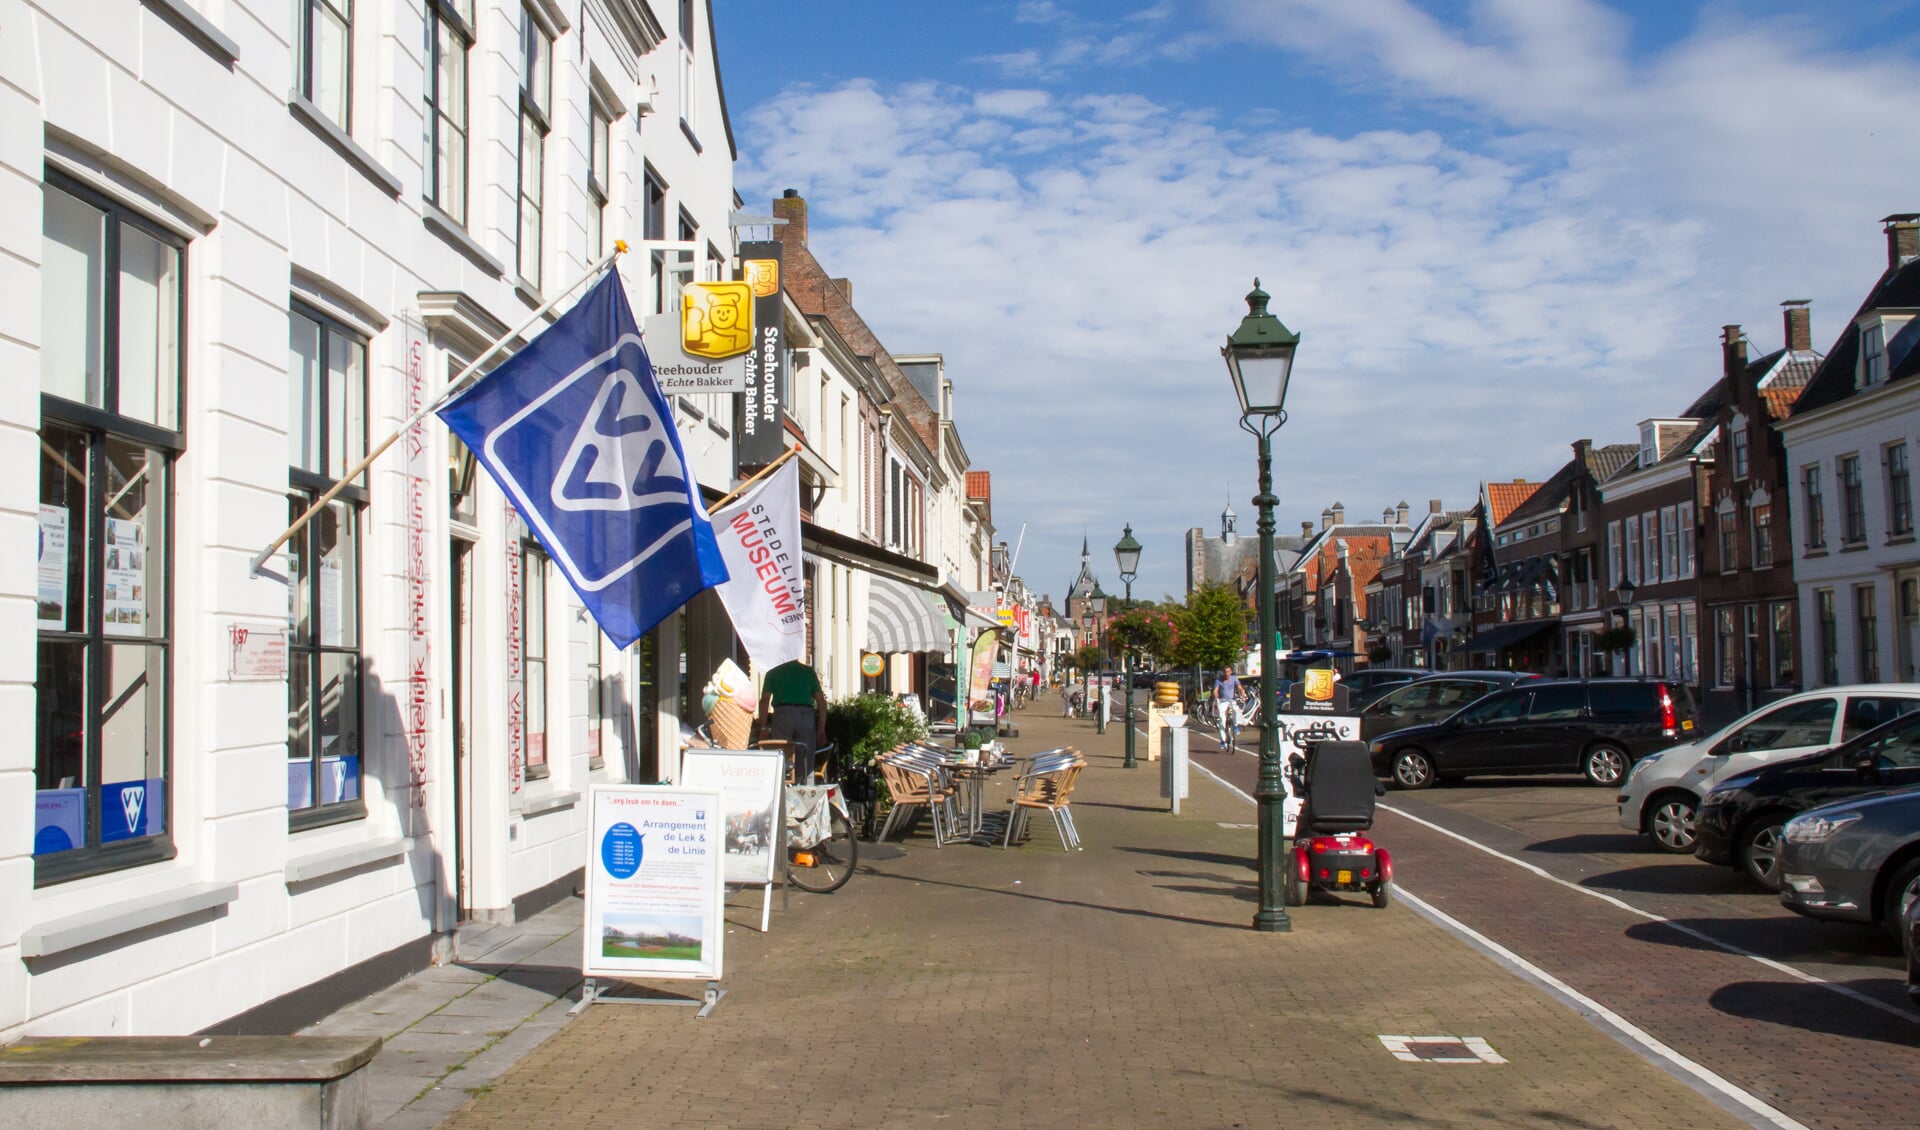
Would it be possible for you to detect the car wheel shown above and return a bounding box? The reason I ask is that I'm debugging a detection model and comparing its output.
[1740,817,1788,892]
[1583,743,1630,788]
[1391,749,1437,790]
[1644,793,1699,854]
[1881,859,1920,942]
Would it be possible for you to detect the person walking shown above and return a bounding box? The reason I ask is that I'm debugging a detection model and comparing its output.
[759,657,828,781]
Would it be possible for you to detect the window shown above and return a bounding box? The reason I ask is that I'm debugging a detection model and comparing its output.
[1753,503,1773,568]
[297,0,352,129]
[1607,521,1621,589]
[34,179,185,879]
[586,626,605,770]
[586,102,611,259]
[1733,699,1836,751]
[1458,690,1528,725]
[522,542,550,778]
[287,305,368,823]
[517,8,551,287]
[1841,455,1866,543]
[1889,443,1913,538]
[676,208,697,306]
[1623,515,1640,584]
[643,166,667,313]
[1843,697,1920,741]
[1682,604,1698,682]
[1677,501,1695,578]
[1817,589,1838,686]
[1589,683,1657,715]
[1527,685,1585,721]
[678,0,697,134]
[1771,601,1796,687]
[1803,465,1826,549]
[425,0,472,224]
[1716,607,1738,687]
[1661,506,1678,578]
[1732,424,1749,480]
[1857,584,1880,683]
[1641,607,1660,676]
[1902,579,1919,683]
[1717,508,1737,574]
[1863,321,1886,387]
[1643,511,1660,583]
[1849,713,1920,771]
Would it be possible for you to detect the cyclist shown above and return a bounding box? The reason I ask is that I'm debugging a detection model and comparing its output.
[1212,669,1242,748]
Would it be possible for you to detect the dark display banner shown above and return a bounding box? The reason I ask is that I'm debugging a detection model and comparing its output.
[735,240,786,469]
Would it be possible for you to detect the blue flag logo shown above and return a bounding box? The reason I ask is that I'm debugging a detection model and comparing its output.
[438,271,729,649]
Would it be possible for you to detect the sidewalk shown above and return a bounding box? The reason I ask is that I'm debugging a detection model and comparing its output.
[316,708,1757,1128]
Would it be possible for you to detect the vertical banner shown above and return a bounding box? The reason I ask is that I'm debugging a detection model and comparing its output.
[967,629,997,721]
[505,504,525,797]
[583,784,725,982]
[402,319,433,815]
[709,458,806,669]
[735,241,786,469]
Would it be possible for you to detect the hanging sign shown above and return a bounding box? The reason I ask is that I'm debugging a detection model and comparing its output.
[642,278,753,394]
[734,241,787,468]
[860,653,885,678]
[583,784,725,982]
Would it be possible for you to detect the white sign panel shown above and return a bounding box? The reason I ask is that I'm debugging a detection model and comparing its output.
[679,748,784,887]
[584,785,725,982]
[1272,713,1360,762]
[643,313,750,393]
[36,505,68,629]
[227,622,289,681]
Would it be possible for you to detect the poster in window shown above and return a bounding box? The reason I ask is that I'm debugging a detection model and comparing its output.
[104,517,145,635]
[37,505,69,629]
[320,557,343,646]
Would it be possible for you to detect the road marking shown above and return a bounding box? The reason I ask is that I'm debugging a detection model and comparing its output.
[1378,802,1920,1027]
[1377,1034,1507,1065]
[1396,888,1811,1130]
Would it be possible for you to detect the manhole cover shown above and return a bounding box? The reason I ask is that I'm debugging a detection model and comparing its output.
[1377,1035,1506,1064]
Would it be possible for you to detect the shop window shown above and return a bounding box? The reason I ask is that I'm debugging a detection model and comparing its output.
[522,542,551,778]
[34,177,185,881]
[287,305,368,825]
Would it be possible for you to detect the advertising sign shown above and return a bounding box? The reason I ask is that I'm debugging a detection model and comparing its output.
[967,629,998,714]
[583,785,725,982]
[1272,714,1361,763]
[641,277,754,394]
[679,749,784,887]
[36,505,67,629]
[860,653,885,678]
[734,241,787,468]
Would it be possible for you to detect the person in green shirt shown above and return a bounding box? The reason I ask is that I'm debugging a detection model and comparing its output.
[759,658,828,780]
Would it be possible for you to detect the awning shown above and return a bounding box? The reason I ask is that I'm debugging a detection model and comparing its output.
[865,575,953,655]
[1460,618,1560,654]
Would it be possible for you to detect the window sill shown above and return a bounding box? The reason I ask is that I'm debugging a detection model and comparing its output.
[520,789,581,818]
[141,0,239,66]
[513,276,548,312]
[423,204,507,278]
[288,95,402,197]
[680,119,703,154]
[21,881,238,959]
[1887,534,1916,546]
[284,836,407,885]
[1804,548,1828,558]
[1838,542,1870,554]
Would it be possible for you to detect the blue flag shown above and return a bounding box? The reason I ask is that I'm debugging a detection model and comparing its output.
[438,271,728,649]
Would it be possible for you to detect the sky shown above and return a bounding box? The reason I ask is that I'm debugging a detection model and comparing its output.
[711,0,1920,607]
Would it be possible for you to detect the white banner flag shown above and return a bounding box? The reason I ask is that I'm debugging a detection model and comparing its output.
[711,458,807,669]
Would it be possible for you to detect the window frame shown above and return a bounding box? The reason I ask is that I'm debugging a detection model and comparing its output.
[586,100,612,260]
[1817,588,1838,686]
[1804,464,1826,550]
[516,5,551,288]
[521,540,552,780]
[1888,442,1913,539]
[297,0,354,132]
[1857,584,1881,683]
[1841,454,1866,544]
[34,174,188,885]
[1863,321,1886,388]
[425,0,473,226]
[286,302,371,830]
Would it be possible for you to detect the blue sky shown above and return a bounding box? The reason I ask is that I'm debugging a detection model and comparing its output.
[712,0,1920,606]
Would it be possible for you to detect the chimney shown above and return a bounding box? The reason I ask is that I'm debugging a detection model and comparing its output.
[1321,508,1335,531]
[1382,507,1394,525]
[1886,214,1919,268]
[1396,500,1410,525]
[1573,438,1593,468]
[1301,521,1314,538]
[1721,324,1747,377]
[1781,300,1812,352]
[772,189,808,247]
[1331,501,1345,525]
[1429,498,1443,515]
[832,278,852,303]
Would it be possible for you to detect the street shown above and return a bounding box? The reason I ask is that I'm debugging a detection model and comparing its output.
[1187,719,1920,1130]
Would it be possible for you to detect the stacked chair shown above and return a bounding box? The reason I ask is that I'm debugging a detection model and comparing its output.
[1001,749,1085,851]
[873,744,961,846]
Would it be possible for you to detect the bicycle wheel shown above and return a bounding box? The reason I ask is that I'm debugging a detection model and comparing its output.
[788,810,858,893]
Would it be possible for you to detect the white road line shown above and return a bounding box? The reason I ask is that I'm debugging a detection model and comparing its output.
[1395,888,1812,1130]
[1378,801,1920,1026]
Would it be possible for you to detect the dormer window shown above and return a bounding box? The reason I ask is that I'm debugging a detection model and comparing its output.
[1639,421,1658,467]
[1730,411,1749,480]
[1863,321,1886,387]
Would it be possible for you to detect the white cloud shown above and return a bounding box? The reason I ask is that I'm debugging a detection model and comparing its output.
[736,2,1920,602]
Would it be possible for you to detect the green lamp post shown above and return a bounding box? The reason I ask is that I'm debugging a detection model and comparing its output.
[1222,279,1299,933]
[1114,525,1142,768]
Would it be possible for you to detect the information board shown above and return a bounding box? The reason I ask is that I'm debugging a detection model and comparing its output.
[582,785,725,982]
[679,748,784,887]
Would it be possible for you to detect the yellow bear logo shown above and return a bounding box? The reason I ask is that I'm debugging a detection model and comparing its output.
[743,258,779,298]
[681,282,754,359]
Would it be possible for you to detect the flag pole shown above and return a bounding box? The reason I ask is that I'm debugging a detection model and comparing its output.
[707,443,803,513]
[250,243,629,575]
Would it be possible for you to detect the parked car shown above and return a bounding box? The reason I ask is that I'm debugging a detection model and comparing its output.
[1344,667,1427,709]
[1357,671,1541,743]
[1777,786,1920,938]
[1905,877,1920,1007]
[1618,687,1920,854]
[1696,707,1920,891]
[1367,678,1699,790]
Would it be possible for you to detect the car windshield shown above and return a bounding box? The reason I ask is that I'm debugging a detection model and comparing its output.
[1454,690,1527,725]
[1830,710,1920,769]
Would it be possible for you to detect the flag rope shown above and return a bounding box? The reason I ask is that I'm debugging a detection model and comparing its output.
[250,243,629,575]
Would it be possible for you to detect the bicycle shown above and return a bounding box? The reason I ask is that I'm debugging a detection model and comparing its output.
[784,741,859,894]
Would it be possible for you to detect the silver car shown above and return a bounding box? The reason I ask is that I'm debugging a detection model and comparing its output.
[1779,786,1920,936]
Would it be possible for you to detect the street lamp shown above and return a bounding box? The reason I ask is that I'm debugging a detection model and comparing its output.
[1223,278,1299,934]
[1114,525,1142,768]
[1090,597,1108,734]
[1081,606,1095,718]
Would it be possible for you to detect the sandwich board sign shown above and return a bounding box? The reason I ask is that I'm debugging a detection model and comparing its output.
[680,747,786,932]
[577,783,727,1016]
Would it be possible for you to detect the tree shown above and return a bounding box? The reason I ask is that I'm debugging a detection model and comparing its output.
[1071,644,1105,674]
[1170,582,1252,672]
[1104,605,1177,665]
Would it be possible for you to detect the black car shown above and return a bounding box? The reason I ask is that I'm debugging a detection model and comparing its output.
[1368,678,1700,790]
[1776,786,1920,936]
[1343,667,1427,709]
[1696,708,1920,891]
[1358,671,1542,743]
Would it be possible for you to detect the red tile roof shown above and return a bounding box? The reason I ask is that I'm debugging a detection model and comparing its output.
[966,471,991,500]
[1485,481,1542,526]
[1760,386,1801,421]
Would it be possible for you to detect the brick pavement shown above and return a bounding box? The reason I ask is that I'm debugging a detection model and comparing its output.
[441,710,1756,1129]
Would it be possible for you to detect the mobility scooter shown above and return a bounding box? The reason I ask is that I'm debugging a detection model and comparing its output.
[1286,739,1393,908]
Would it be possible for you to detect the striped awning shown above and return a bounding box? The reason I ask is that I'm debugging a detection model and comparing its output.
[865,575,953,655]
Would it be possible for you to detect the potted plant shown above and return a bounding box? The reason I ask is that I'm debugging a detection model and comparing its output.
[1594,626,1637,655]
